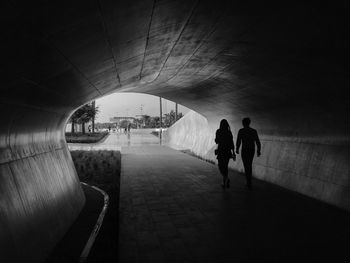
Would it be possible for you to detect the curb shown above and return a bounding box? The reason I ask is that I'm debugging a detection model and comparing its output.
[79,183,109,263]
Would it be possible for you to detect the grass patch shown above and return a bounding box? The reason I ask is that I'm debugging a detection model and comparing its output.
[70,150,121,262]
[70,150,120,193]
[65,132,109,143]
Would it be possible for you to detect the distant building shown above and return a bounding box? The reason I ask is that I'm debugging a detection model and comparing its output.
[110,116,136,123]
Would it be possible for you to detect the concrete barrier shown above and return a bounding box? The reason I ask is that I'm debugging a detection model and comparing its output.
[0,105,85,263]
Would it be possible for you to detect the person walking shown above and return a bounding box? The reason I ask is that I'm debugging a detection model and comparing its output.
[127,123,131,134]
[236,117,261,190]
[215,119,236,188]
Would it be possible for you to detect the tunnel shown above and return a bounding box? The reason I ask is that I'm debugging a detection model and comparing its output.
[1,1,350,262]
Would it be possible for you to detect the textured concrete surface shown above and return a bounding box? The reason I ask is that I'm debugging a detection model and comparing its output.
[119,144,350,263]
[164,111,350,210]
[1,1,350,262]
[0,106,85,263]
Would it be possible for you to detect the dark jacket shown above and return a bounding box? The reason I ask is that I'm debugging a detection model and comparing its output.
[236,127,261,153]
[215,129,235,159]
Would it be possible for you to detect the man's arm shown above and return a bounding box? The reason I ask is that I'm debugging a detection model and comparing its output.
[230,133,236,160]
[236,130,241,154]
[255,130,261,157]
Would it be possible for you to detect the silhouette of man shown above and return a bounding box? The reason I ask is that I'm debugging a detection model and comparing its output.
[236,118,261,190]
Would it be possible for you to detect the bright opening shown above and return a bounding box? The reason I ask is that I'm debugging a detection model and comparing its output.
[65,92,190,144]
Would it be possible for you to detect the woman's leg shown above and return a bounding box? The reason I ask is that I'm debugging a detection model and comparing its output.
[218,158,229,187]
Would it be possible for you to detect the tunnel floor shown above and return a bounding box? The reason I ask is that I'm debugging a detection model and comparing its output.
[117,131,350,263]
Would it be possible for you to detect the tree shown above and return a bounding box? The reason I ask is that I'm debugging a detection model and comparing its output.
[150,116,160,128]
[69,102,99,134]
[91,101,96,132]
[164,110,175,127]
[143,115,151,127]
[163,110,183,127]
[70,110,80,133]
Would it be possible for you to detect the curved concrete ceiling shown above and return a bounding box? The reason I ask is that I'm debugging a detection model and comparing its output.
[2,1,349,133]
[1,1,350,262]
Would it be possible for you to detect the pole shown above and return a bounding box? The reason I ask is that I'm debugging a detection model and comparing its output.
[141,104,144,128]
[159,97,162,129]
[175,102,178,122]
[159,97,163,142]
[91,100,95,133]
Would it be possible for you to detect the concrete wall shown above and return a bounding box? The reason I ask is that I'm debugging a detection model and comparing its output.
[164,111,214,154]
[164,111,350,211]
[0,103,85,263]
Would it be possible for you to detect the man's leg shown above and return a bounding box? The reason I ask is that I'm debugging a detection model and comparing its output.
[247,152,255,188]
[242,151,254,189]
[242,155,250,187]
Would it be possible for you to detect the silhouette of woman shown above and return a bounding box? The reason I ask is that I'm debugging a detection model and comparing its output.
[215,119,236,188]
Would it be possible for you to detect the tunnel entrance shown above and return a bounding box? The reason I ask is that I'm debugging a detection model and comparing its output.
[64,92,191,147]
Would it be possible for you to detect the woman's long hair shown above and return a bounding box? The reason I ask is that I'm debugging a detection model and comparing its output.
[219,119,231,131]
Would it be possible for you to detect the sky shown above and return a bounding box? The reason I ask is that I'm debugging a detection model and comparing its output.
[95,92,191,123]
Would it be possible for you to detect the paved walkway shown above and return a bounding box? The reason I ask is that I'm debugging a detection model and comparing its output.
[119,144,350,263]
[68,129,161,151]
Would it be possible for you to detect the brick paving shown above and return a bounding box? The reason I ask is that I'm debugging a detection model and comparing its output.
[119,145,350,263]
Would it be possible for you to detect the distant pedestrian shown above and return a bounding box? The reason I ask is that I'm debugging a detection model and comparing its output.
[127,123,131,133]
[236,117,261,190]
[215,119,236,188]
